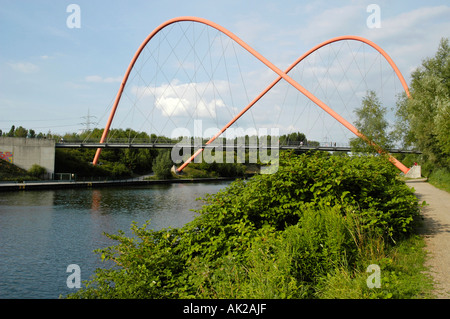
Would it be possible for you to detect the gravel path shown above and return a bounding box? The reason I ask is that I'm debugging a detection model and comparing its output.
[407,180,450,299]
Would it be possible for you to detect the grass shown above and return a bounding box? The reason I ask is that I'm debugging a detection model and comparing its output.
[143,166,216,180]
[191,206,435,299]
[0,159,37,181]
[177,165,214,178]
[428,167,450,193]
[145,163,257,180]
[315,234,435,299]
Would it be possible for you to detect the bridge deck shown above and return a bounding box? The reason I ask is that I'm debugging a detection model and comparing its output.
[55,143,421,154]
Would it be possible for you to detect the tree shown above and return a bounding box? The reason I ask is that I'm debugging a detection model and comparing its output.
[279,132,306,145]
[152,150,173,179]
[7,125,15,137]
[350,90,393,153]
[14,126,28,138]
[109,162,132,179]
[395,38,450,167]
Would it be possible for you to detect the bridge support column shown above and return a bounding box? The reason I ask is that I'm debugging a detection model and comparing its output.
[405,165,421,178]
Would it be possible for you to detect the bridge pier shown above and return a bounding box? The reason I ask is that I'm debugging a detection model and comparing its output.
[405,165,422,178]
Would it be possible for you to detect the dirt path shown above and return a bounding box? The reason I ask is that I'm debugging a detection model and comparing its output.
[406,180,450,299]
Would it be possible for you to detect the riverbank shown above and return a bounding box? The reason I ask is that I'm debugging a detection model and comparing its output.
[0,176,238,192]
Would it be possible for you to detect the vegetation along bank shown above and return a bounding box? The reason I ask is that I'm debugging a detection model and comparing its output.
[67,151,433,299]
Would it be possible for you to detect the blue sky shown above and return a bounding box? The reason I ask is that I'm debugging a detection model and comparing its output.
[1,0,449,143]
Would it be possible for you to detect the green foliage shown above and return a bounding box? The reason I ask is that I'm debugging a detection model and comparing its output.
[55,128,159,178]
[103,162,132,179]
[152,150,173,179]
[279,132,306,145]
[395,38,450,168]
[1,125,36,138]
[2,125,249,180]
[0,159,36,181]
[55,149,110,178]
[316,234,434,299]
[350,90,393,153]
[28,164,47,177]
[428,167,450,193]
[67,151,423,299]
[190,161,246,178]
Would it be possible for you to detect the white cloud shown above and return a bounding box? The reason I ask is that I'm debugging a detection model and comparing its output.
[297,4,366,44]
[361,4,450,78]
[377,5,450,36]
[85,75,122,83]
[9,62,39,73]
[271,3,449,92]
[131,79,228,119]
[362,5,450,46]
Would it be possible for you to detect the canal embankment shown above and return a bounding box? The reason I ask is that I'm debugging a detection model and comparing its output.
[0,176,238,192]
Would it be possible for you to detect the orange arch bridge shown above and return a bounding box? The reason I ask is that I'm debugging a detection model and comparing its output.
[92,16,411,174]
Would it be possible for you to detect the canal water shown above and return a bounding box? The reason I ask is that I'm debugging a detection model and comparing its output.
[0,181,231,299]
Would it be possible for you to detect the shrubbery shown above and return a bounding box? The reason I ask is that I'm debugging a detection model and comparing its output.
[67,151,422,299]
[152,151,173,179]
[28,164,47,177]
[0,160,37,181]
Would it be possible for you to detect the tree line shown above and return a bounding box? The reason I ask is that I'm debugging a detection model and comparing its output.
[349,38,449,177]
[1,124,316,180]
[0,125,41,138]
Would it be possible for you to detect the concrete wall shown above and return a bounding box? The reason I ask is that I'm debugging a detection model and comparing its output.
[405,165,422,178]
[0,137,55,174]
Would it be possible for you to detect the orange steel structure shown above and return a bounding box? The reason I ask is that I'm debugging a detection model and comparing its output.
[92,17,411,174]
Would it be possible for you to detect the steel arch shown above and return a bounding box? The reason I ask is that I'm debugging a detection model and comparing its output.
[92,16,411,174]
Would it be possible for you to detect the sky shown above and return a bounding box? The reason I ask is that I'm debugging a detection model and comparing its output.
[1,0,449,144]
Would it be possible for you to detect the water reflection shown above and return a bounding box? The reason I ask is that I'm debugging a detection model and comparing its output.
[0,181,231,298]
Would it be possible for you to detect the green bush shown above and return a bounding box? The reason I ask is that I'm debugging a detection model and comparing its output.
[55,149,110,178]
[196,205,357,298]
[152,151,173,179]
[104,162,132,179]
[28,164,47,177]
[67,151,421,299]
[0,159,36,181]
[428,167,450,193]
